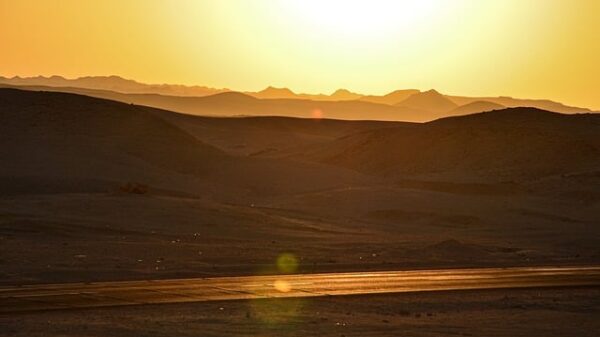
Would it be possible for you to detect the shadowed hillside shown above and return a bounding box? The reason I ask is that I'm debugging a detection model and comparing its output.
[0,88,370,198]
[300,108,600,181]
[156,111,407,156]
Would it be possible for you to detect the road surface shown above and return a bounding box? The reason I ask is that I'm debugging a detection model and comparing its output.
[1,266,599,313]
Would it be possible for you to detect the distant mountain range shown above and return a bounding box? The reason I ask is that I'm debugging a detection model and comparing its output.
[0,75,592,121]
[0,75,229,97]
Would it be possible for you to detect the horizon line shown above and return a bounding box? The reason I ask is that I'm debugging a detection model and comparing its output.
[0,73,595,111]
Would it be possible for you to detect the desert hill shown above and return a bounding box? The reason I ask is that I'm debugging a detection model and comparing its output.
[156,111,406,157]
[299,107,600,182]
[0,88,226,193]
[330,89,362,100]
[0,88,370,198]
[395,89,458,118]
[249,86,298,99]
[446,95,588,114]
[449,101,505,115]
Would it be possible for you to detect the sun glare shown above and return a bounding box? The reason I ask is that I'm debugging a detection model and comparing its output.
[280,0,445,38]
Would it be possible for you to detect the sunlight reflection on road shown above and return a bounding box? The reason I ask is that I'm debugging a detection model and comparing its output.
[274,279,292,293]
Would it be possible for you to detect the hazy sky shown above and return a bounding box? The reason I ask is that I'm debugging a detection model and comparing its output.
[1,0,599,109]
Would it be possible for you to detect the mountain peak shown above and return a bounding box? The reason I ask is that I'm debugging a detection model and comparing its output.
[251,86,297,99]
[260,86,295,94]
[332,88,352,95]
[330,88,362,100]
[423,89,442,95]
[396,88,458,113]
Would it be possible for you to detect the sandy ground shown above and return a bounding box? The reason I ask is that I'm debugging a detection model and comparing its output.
[1,189,598,285]
[1,287,598,337]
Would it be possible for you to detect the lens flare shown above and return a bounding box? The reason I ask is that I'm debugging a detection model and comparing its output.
[276,253,299,274]
[274,279,292,293]
[311,108,323,119]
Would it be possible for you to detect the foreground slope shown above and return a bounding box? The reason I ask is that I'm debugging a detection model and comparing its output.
[0,89,226,191]
[0,88,369,198]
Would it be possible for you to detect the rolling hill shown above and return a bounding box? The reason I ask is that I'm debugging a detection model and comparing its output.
[299,108,600,182]
[449,101,505,115]
[0,88,370,198]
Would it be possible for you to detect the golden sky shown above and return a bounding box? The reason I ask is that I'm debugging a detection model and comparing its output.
[1,0,599,109]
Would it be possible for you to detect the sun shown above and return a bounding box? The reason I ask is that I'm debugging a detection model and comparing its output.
[280,0,445,38]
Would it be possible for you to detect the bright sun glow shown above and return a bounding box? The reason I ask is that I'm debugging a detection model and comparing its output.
[281,0,445,38]
[2,1,600,109]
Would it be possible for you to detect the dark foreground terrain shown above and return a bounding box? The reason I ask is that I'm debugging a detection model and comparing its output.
[1,288,598,337]
[0,88,599,335]
[1,88,599,285]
